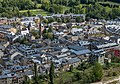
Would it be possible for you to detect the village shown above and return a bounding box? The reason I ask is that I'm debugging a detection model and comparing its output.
[0,14,120,84]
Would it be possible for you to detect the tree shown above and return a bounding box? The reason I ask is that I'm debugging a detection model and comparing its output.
[77,62,90,70]
[27,10,32,16]
[92,63,103,81]
[49,62,55,84]
[112,72,117,76]
[59,64,63,84]
[48,27,53,32]
[76,16,84,22]
[70,65,73,72]
[74,72,83,80]
[82,71,95,83]
[48,18,55,23]
[34,62,38,84]
[50,0,54,4]
[34,1,38,8]
[47,33,54,39]
[31,30,40,39]
[43,19,49,23]
[49,7,55,13]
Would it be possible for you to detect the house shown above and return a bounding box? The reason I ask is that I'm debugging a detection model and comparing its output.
[0,25,13,31]
[112,47,120,57]
[61,57,81,71]
[0,45,5,51]
[67,57,81,68]
[105,25,120,35]
[0,25,17,35]
[10,52,23,60]
[71,36,79,41]
[71,28,83,35]
[106,20,120,25]
[51,14,86,21]
[95,42,118,50]
[110,36,120,44]
[0,74,24,84]
[68,45,91,62]
[0,18,7,24]
[90,49,106,65]
[79,41,90,46]
[68,45,91,56]
[7,18,17,24]
[0,31,8,42]
[0,50,4,58]
[21,20,36,28]
[90,38,118,50]
[0,17,19,25]
[24,70,33,79]
[21,28,29,35]
[71,14,86,21]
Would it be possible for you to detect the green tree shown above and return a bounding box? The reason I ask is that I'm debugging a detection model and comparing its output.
[50,0,54,4]
[47,33,54,39]
[74,72,83,80]
[43,19,49,23]
[27,10,32,16]
[48,18,55,23]
[48,27,53,32]
[49,7,55,13]
[34,62,38,84]
[92,63,103,81]
[59,65,63,84]
[49,62,55,84]
[76,16,84,22]
[70,65,73,72]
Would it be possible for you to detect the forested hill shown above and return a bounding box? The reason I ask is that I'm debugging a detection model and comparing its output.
[0,0,120,19]
[109,0,120,3]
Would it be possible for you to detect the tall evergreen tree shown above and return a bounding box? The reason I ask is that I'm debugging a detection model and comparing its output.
[49,62,55,84]
[34,62,38,84]
[92,63,103,81]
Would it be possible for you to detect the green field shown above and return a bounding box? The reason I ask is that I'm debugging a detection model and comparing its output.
[19,9,50,16]
[98,1,120,6]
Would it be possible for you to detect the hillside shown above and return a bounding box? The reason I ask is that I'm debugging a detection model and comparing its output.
[0,0,120,19]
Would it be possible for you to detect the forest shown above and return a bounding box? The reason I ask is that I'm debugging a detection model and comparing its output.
[0,0,120,19]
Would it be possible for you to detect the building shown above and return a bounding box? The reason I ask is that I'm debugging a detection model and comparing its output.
[111,47,120,57]
[0,74,24,84]
[0,18,7,24]
[90,49,106,65]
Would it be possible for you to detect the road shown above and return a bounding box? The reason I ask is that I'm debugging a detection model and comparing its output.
[103,76,120,84]
[91,76,120,84]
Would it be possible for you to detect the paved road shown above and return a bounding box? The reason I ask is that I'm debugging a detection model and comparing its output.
[91,76,120,84]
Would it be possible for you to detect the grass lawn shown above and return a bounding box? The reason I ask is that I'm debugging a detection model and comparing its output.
[19,9,50,16]
[98,1,120,6]
[54,70,75,84]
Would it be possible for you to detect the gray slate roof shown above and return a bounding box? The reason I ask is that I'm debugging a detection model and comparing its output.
[68,57,81,64]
